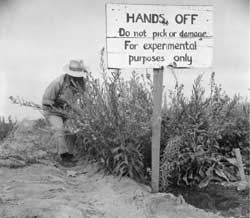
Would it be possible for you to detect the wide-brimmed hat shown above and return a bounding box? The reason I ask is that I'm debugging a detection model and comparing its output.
[63,60,88,77]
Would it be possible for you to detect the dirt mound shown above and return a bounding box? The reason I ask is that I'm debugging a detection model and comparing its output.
[0,119,55,168]
[0,119,223,218]
[0,163,223,218]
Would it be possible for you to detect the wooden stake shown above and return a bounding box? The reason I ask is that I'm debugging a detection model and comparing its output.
[233,148,247,182]
[151,67,164,193]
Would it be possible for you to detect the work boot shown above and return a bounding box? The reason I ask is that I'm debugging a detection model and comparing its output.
[58,153,77,167]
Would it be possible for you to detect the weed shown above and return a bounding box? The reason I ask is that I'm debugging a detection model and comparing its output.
[0,116,17,141]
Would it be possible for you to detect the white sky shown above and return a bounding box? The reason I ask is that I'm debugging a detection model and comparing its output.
[0,0,249,120]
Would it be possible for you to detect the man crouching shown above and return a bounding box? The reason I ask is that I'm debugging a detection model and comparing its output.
[42,60,87,167]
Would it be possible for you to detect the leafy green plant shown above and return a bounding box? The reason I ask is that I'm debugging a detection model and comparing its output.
[72,65,153,181]
[160,72,249,189]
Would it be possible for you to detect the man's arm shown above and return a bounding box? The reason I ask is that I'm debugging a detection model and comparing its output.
[42,75,64,107]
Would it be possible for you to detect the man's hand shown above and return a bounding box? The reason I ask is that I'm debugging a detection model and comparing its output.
[55,99,68,108]
[43,103,54,110]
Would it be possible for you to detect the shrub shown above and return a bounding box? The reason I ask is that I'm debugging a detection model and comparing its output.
[160,72,250,189]
[70,71,152,180]
[0,116,17,141]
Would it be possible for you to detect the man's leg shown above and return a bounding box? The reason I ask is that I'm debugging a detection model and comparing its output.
[47,115,69,155]
[46,114,77,167]
[65,133,77,155]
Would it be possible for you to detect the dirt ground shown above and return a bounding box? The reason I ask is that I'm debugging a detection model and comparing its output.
[0,119,224,218]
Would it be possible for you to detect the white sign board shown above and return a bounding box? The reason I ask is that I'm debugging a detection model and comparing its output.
[106,4,213,69]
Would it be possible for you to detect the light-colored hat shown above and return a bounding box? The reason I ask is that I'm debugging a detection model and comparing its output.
[63,60,88,77]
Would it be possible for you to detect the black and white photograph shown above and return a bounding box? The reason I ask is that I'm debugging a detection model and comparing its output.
[0,0,249,217]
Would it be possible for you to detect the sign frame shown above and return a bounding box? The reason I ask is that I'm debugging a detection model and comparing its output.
[105,3,213,69]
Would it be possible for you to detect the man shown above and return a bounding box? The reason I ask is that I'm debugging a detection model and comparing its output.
[42,59,87,167]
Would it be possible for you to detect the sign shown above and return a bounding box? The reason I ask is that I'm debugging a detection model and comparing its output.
[106,4,213,68]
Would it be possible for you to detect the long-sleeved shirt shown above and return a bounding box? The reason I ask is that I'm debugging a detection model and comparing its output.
[42,74,84,117]
[42,74,66,107]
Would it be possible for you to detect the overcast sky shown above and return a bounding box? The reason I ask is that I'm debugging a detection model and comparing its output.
[0,0,249,120]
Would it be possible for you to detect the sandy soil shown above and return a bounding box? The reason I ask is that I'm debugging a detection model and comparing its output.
[0,119,223,218]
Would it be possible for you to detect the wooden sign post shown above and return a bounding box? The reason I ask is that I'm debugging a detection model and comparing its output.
[151,67,163,192]
[106,3,213,192]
